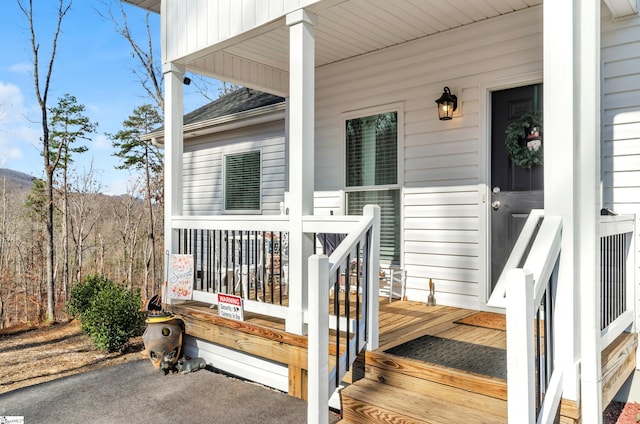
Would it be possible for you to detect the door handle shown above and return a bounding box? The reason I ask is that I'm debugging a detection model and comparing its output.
[491,200,501,210]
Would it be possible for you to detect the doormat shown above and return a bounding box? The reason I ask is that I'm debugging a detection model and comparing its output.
[454,312,506,331]
[385,334,506,380]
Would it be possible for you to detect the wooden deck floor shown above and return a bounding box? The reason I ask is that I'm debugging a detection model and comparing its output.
[171,297,634,423]
[377,301,505,352]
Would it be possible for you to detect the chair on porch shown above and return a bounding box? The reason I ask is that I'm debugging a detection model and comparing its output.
[379,266,406,302]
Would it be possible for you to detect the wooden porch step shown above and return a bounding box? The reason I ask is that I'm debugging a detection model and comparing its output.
[365,350,508,401]
[337,349,508,423]
[339,378,506,424]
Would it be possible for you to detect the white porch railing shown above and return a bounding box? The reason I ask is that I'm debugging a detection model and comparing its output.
[599,215,635,349]
[171,215,291,319]
[170,206,380,424]
[496,212,635,424]
[307,205,380,424]
[504,215,563,424]
[485,210,563,423]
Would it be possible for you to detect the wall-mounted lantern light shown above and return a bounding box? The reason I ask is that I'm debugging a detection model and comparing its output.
[435,86,457,120]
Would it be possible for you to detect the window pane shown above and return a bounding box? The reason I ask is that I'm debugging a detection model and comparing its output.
[346,112,397,187]
[346,189,400,264]
[225,151,260,211]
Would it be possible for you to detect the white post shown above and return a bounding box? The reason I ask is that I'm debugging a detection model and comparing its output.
[506,268,535,424]
[364,205,380,351]
[578,1,603,421]
[307,254,329,424]
[543,0,580,403]
[285,9,316,334]
[163,62,184,305]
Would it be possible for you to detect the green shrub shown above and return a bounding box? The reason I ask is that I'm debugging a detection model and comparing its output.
[67,274,109,318]
[68,275,145,352]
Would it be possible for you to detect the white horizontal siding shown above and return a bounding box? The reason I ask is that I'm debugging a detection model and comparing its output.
[315,6,543,309]
[601,9,640,201]
[182,121,286,216]
[601,7,640,304]
[163,0,321,62]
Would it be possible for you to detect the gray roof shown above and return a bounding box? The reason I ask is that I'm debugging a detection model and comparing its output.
[183,88,284,126]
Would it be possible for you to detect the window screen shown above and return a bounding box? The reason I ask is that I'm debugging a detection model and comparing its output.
[346,189,400,264]
[225,151,260,211]
[345,110,400,264]
[346,112,397,187]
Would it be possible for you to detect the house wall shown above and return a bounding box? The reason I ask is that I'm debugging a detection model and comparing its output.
[313,5,544,310]
[601,8,640,309]
[182,120,286,215]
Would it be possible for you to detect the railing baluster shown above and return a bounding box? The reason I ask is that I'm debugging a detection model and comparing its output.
[356,241,361,353]
[334,264,341,390]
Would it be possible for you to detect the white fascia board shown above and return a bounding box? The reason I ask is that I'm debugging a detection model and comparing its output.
[143,102,286,147]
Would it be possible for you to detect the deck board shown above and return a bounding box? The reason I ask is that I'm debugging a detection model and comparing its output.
[173,297,633,423]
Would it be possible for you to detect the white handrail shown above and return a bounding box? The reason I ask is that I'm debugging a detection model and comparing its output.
[488,209,544,308]
[307,205,380,424]
[505,215,563,424]
[172,214,290,232]
[523,216,562,306]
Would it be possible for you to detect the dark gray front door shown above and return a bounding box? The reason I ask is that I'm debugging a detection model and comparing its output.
[490,84,544,291]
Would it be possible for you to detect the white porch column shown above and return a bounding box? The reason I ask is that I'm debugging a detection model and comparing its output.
[578,0,603,421]
[544,0,602,419]
[286,9,316,334]
[162,62,185,304]
[543,0,579,405]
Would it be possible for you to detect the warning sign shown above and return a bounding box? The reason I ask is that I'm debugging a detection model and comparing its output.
[217,293,244,321]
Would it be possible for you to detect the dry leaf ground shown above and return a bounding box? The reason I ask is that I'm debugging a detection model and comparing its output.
[0,320,144,395]
[0,321,637,423]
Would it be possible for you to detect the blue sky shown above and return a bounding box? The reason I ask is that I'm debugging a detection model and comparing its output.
[0,0,209,195]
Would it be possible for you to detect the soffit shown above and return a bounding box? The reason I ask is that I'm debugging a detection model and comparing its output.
[216,0,544,72]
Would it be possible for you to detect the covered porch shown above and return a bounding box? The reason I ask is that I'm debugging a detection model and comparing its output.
[167,205,635,423]
[122,0,640,422]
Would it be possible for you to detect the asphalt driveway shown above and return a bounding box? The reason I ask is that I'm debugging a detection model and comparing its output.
[0,359,318,423]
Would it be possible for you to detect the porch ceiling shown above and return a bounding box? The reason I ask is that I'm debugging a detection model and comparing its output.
[224,0,545,71]
[125,0,547,94]
[196,0,545,94]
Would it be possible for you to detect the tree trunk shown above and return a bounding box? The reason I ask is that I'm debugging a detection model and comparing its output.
[45,147,56,322]
[145,149,157,296]
[62,158,70,301]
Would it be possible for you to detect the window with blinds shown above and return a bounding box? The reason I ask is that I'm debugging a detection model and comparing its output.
[346,189,400,263]
[345,111,400,264]
[346,112,397,187]
[224,150,261,212]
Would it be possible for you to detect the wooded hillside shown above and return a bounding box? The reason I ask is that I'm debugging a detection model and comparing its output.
[0,168,163,328]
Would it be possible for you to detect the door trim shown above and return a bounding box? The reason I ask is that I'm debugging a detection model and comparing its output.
[479,72,543,306]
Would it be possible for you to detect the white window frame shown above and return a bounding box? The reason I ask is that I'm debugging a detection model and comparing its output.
[341,103,404,266]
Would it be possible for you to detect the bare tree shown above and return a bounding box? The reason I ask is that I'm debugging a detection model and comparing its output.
[18,0,72,322]
[95,0,163,111]
[111,105,162,297]
[49,94,96,300]
[113,179,144,290]
[68,164,103,286]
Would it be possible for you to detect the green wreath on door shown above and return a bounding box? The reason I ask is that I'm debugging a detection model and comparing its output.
[504,111,543,168]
